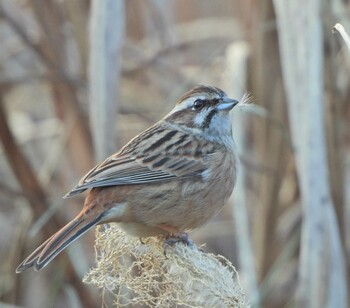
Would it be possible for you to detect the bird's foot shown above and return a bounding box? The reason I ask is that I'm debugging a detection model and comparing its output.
[156,224,195,255]
[164,232,194,247]
[163,232,195,257]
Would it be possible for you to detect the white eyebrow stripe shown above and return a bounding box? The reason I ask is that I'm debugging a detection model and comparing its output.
[169,95,207,114]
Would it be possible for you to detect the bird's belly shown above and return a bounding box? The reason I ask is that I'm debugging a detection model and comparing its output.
[178,174,235,229]
[117,221,168,237]
[125,172,235,233]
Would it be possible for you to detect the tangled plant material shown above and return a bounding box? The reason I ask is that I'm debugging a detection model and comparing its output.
[83,224,247,307]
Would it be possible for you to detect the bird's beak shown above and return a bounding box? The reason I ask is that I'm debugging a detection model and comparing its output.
[216,97,239,111]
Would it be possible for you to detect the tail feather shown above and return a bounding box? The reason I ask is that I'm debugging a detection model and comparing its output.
[16,212,105,273]
[15,235,54,273]
[36,218,83,267]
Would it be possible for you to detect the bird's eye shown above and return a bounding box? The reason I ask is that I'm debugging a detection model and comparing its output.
[192,99,205,111]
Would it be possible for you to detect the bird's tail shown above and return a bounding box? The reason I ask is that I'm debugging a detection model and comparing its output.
[16,211,105,273]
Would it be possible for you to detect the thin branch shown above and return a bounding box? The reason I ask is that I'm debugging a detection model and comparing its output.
[0,1,80,85]
[333,23,350,51]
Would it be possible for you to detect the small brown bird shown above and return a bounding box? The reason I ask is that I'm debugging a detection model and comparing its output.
[16,85,239,273]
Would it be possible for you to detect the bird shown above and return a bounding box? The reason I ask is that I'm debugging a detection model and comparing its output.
[16,85,239,273]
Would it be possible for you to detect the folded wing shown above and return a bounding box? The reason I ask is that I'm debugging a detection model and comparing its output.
[65,125,214,198]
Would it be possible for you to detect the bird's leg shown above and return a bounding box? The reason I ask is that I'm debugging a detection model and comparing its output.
[157,224,180,234]
[164,232,194,246]
[157,224,194,247]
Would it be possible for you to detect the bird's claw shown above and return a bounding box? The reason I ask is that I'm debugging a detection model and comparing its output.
[165,232,194,246]
[163,232,194,256]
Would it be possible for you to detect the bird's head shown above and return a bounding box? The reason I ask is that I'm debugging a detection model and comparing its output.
[165,85,239,140]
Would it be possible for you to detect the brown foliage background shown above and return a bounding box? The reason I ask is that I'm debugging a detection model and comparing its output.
[0,0,349,307]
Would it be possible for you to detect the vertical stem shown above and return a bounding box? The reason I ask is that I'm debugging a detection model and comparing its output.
[89,0,125,161]
[273,0,348,306]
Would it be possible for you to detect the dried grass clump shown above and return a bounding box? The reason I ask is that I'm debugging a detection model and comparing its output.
[83,225,247,307]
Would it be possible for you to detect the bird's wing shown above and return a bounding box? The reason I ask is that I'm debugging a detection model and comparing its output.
[65,125,215,198]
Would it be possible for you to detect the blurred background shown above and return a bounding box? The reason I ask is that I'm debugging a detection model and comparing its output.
[0,0,349,307]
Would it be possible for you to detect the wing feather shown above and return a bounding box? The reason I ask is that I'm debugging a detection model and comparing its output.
[65,124,216,198]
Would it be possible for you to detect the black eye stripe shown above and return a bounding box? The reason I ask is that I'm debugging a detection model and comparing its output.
[192,97,222,109]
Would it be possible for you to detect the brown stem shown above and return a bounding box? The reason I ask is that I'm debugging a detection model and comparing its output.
[0,90,95,307]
